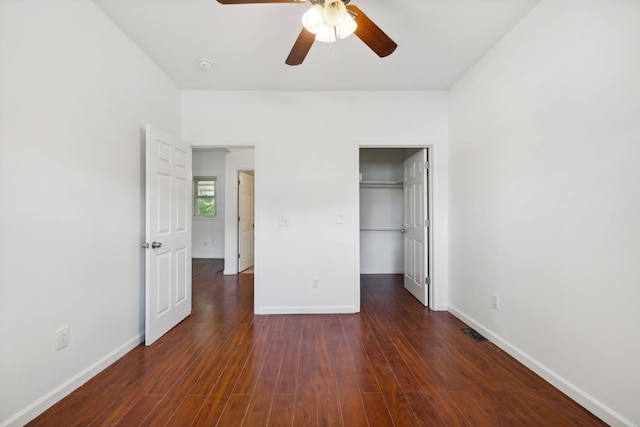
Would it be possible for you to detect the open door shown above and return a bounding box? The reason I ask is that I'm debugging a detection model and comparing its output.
[144,125,192,345]
[403,149,429,306]
[238,171,255,272]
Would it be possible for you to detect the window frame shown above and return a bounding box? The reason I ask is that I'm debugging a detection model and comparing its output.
[193,176,218,219]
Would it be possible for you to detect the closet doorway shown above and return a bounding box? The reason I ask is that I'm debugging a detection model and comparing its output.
[359,148,432,306]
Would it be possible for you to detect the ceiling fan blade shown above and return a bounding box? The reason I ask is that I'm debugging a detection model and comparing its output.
[286,28,315,66]
[347,5,397,58]
[217,0,305,4]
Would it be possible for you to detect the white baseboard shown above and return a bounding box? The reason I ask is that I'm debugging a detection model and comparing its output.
[255,305,358,315]
[447,305,635,427]
[2,333,144,427]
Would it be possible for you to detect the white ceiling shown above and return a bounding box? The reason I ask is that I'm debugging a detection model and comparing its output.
[92,0,540,91]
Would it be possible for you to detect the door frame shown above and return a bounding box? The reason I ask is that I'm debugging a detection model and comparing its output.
[223,164,255,275]
[186,147,256,276]
[355,145,434,310]
[237,170,255,272]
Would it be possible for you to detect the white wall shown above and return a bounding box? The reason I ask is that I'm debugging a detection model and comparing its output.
[182,91,449,312]
[448,1,640,425]
[192,150,226,258]
[0,1,181,425]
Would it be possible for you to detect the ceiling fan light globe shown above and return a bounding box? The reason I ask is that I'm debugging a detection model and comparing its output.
[315,24,337,43]
[302,4,325,34]
[323,0,347,26]
[337,14,357,39]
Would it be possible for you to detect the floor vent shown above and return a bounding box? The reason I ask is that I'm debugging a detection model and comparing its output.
[461,328,489,342]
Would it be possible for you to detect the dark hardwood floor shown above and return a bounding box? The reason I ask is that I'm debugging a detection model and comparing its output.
[30,259,605,426]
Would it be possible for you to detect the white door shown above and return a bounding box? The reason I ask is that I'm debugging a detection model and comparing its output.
[403,149,429,305]
[144,125,192,345]
[238,171,254,272]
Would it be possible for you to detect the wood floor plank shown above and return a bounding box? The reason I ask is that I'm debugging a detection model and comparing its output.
[241,340,287,426]
[163,395,207,427]
[215,394,251,427]
[537,389,605,427]
[363,309,423,392]
[292,389,317,427]
[316,394,342,427]
[189,318,255,395]
[360,392,393,426]
[315,331,339,395]
[268,394,296,427]
[113,394,164,427]
[138,340,227,426]
[242,393,274,427]
[29,263,608,427]
[502,388,577,426]
[190,397,227,426]
[275,336,302,395]
[404,391,446,427]
[427,392,472,427]
[450,390,498,427]
[337,392,369,427]
[358,315,419,427]
[344,339,380,393]
[232,338,274,395]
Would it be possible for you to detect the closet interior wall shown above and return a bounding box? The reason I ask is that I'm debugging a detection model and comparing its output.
[359,148,420,275]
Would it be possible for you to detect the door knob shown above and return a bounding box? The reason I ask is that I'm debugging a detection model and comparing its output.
[151,241,162,249]
[400,228,406,234]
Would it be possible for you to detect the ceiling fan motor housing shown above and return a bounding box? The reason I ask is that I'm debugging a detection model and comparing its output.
[309,0,351,5]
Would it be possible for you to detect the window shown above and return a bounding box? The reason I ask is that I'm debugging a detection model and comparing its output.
[194,177,217,218]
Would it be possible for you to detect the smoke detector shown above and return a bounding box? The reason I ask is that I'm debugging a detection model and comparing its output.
[198,58,213,70]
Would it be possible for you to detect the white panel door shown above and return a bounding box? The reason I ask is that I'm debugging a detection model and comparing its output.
[145,125,192,345]
[403,149,429,306]
[238,171,254,272]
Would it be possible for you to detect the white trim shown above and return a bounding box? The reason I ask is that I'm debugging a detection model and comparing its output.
[353,143,361,313]
[255,306,358,315]
[1,333,144,427]
[447,305,635,427]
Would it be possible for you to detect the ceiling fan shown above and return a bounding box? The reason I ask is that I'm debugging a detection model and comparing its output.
[216,0,397,66]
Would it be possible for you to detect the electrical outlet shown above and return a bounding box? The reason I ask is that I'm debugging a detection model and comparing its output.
[492,295,500,310]
[278,216,289,227]
[55,327,69,351]
[312,278,320,289]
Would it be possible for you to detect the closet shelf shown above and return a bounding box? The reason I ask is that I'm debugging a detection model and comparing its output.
[359,180,403,188]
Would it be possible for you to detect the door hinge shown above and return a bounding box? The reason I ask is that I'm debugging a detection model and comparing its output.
[238,253,241,259]
[425,161,429,170]
[425,218,430,227]
[425,276,430,286]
